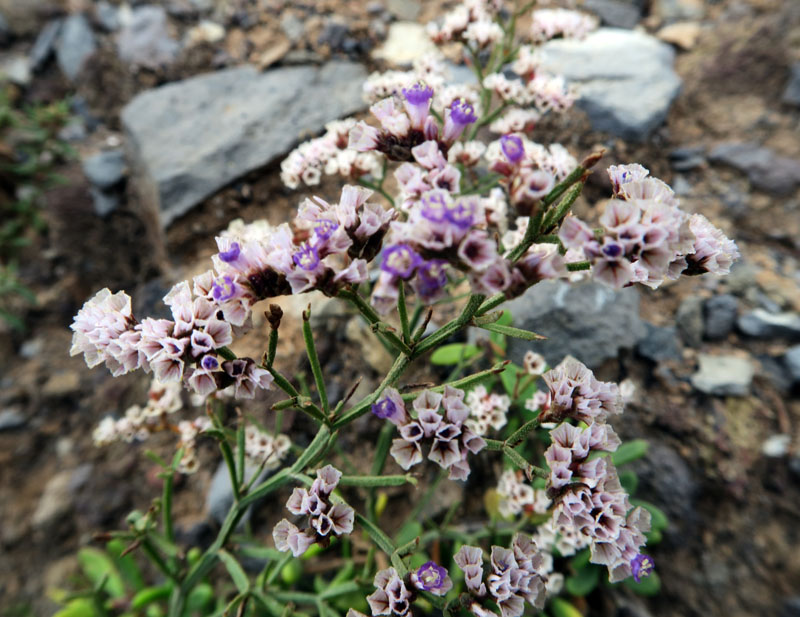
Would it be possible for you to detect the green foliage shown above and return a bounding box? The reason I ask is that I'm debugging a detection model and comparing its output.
[430,342,482,365]
[0,87,72,330]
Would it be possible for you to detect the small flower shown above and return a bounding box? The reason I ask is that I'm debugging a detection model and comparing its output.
[402,82,434,130]
[630,554,654,583]
[211,275,237,302]
[218,242,241,263]
[443,98,477,142]
[293,243,321,271]
[500,135,525,164]
[314,219,339,240]
[412,561,453,596]
[382,244,422,278]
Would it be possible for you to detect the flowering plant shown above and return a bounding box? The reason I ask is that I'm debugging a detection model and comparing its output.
[66,2,737,616]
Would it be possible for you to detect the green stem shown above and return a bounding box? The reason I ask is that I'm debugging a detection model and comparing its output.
[412,294,484,358]
[566,260,591,272]
[219,439,241,502]
[541,180,585,233]
[161,471,174,545]
[338,474,417,487]
[504,417,541,448]
[302,307,329,416]
[397,281,411,343]
[338,288,411,356]
[358,178,395,207]
[141,539,177,582]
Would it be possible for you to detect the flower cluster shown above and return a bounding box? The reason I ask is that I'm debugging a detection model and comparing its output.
[496,469,551,518]
[529,8,599,42]
[560,164,739,289]
[454,534,547,617]
[466,384,511,436]
[522,350,546,376]
[372,386,486,480]
[273,465,354,557]
[540,358,653,583]
[539,357,623,425]
[427,0,505,47]
[92,379,211,473]
[364,562,453,616]
[280,119,383,189]
[242,426,291,469]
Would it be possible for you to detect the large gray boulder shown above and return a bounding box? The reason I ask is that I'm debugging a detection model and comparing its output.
[122,62,367,228]
[504,280,646,369]
[539,28,681,141]
[55,14,96,82]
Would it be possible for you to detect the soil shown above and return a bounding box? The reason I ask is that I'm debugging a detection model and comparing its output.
[1,1,799,616]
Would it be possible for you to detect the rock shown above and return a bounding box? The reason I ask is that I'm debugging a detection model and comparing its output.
[122,61,367,227]
[90,187,121,217]
[185,20,225,46]
[117,6,180,70]
[655,0,705,22]
[55,14,96,82]
[669,144,705,171]
[318,19,349,51]
[505,280,646,369]
[657,21,701,50]
[691,353,754,396]
[630,442,696,528]
[0,12,9,45]
[737,309,800,341]
[0,0,62,36]
[676,295,704,347]
[0,407,26,431]
[783,63,800,106]
[206,460,268,526]
[19,337,43,358]
[709,142,800,195]
[538,28,681,141]
[42,371,81,397]
[280,13,304,43]
[30,19,62,72]
[94,2,119,31]
[761,434,791,457]
[782,597,800,617]
[703,294,738,341]
[583,0,640,29]
[82,149,126,190]
[372,22,438,66]
[783,345,800,386]
[32,467,92,528]
[0,53,31,86]
[386,0,421,21]
[636,323,681,363]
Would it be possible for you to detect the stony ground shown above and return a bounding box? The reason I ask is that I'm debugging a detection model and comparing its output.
[1,0,799,616]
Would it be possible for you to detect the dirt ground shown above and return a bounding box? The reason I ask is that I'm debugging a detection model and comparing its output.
[1,0,799,616]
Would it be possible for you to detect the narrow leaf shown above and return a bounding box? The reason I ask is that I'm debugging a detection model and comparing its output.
[217,549,250,593]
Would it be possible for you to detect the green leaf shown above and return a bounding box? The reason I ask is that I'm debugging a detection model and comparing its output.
[430,343,481,366]
[184,583,214,615]
[52,598,97,617]
[618,470,638,495]
[478,322,546,341]
[77,547,126,599]
[610,439,649,466]
[630,499,669,532]
[489,310,514,350]
[550,597,583,617]
[217,549,249,593]
[500,363,522,397]
[569,549,591,570]
[106,539,145,592]
[565,564,600,597]
[623,570,661,596]
[131,585,172,610]
[394,520,423,547]
[645,529,663,544]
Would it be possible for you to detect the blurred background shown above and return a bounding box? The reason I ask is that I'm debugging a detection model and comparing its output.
[0,0,798,616]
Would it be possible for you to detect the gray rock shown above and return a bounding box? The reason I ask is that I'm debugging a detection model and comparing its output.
[30,19,61,72]
[505,280,646,369]
[539,28,681,141]
[676,295,704,347]
[55,14,96,82]
[0,53,31,86]
[783,345,800,387]
[117,6,180,70]
[82,149,126,191]
[703,294,738,340]
[781,597,800,617]
[636,323,681,363]
[32,465,92,529]
[655,0,705,21]
[691,353,754,396]
[0,12,9,46]
[206,460,269,526]
[783,64,800,106]
[630,442,696,526]
[669,145,705,171]
[122,62,367,227]
[280,13,304,43]
[58,119,88,142]
[90,187,121,217]
[737,309,800,341]
[583,0,640,28]
[709,142,800,195]
[0,407,26,431]
[387,0,421,20]
[0,0,61,37]
[95,2,119,31]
